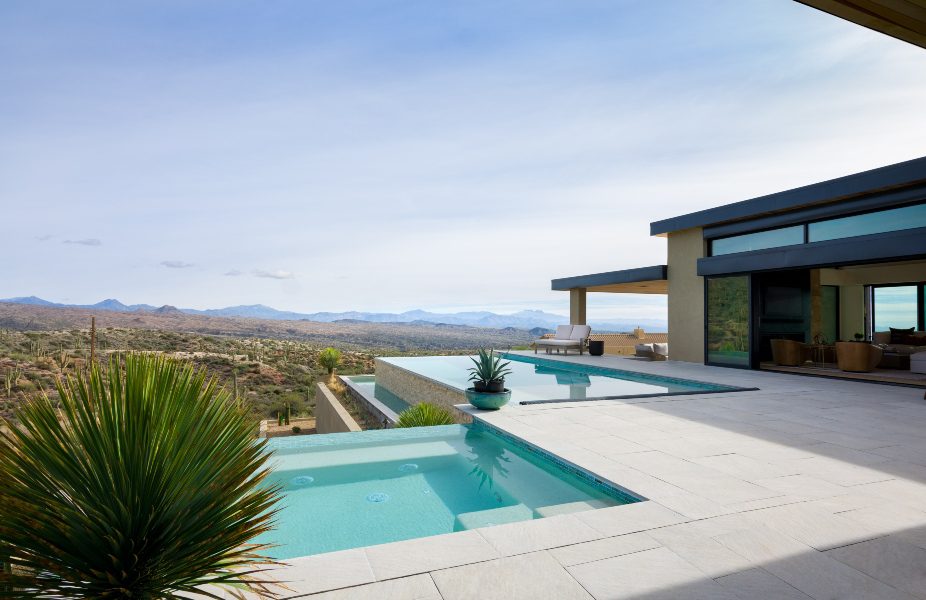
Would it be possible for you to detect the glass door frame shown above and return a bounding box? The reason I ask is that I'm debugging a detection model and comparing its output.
[703,273,755,369]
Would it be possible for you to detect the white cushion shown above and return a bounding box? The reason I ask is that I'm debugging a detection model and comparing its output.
[569,325,591,341]
[554,325,574,340]
[653,343,669,356]
[536,339,581,347]
[635,343,654,352]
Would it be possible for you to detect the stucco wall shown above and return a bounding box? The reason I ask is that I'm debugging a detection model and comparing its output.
[667,228,706,363]
[314,383,362,434]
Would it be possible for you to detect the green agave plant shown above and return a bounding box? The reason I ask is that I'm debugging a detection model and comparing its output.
[395,402,456,427]
[467,349,512,385]
[0,354,281,599]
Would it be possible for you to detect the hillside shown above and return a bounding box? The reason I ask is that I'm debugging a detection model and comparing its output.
[0,302,537,351]
[0,296,667,332]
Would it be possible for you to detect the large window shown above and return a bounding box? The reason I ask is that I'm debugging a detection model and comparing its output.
[711,226,803,256]
[706,276,750,367]
[873,285,921,331]
[708,202,926,257]
[809,203,926,243]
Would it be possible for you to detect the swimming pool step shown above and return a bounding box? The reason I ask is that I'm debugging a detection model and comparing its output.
[534,499,611,518]
[454,504,534,531]
[274,441,458,473]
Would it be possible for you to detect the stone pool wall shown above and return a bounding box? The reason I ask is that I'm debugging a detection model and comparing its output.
[374,358,471,424]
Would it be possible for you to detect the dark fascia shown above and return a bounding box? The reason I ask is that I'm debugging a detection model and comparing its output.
[551,265,668,291]
[697,226,926,277]
[650,155,926,236]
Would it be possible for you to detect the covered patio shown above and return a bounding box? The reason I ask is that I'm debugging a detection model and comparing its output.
[550,265,668,356]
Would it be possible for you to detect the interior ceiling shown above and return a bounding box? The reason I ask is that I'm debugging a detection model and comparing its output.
[587,281,669,294]
[835,258,926,270]
[795,0,926,50]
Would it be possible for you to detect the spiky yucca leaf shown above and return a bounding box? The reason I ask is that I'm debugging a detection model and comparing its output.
[395,402,456,428]
[0,354,281,599]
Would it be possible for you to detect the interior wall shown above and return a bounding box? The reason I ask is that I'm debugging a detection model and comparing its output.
[839,285,865,340]
[667,228,705,363]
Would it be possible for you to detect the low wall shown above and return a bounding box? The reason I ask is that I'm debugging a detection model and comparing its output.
[314,382,362,434]
[589,333,668,356]
[341,376,398,428]
[375,358,471,424]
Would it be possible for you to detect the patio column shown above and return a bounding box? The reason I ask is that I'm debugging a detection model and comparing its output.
[570,288,587,325]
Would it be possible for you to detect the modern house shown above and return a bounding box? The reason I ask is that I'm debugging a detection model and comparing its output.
[554,155,926,370]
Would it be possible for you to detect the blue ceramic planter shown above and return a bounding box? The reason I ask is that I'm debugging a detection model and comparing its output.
[465,388,511,410]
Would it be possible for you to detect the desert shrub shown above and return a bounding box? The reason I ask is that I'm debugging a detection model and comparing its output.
[317,347,341,375]
[395,402,455,428]
[0,354,280,598]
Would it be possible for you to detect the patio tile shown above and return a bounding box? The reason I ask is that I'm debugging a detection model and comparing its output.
[567,546,741,600]
[646,524,754,578]
[574,501,688,536]
[827,536,926,599]
[741,503,883,551]
[281,548,375,596]
[549,531,661,566]
[714,568,813,599]
[714,527,915,600]
[692,452,800,481]
[364,530,499,581]
[752,473,852,500]
[431,550,592,600]
[475,513,602,557]
[300,574,441,600]
[838,504,926,536]
[570,433,649,456]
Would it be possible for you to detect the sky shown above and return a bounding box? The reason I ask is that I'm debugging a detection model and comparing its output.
[2,0,925,322]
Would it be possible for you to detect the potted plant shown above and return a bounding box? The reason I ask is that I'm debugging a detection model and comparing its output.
[854,332,865,342]
[465,349,512,410]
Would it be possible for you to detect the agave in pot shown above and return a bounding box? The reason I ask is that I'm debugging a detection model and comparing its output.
[467,349,512,393]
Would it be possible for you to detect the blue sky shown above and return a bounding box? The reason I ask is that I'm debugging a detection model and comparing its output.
[2,1,925,322]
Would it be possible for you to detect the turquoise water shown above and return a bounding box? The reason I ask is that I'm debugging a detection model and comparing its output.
[380,353,744,403]
[255,425,638,559]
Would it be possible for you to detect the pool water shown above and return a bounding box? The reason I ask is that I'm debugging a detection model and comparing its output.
[380,353,746,403]
[255,424,638,559]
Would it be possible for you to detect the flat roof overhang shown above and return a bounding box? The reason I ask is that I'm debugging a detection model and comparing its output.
[551,265,668,294]
[796,0,926,50]
[650,155,926,237]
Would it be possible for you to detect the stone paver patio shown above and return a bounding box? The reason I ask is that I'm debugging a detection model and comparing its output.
[252,353,926,599]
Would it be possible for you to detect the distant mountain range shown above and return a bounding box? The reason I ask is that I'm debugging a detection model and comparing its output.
[0,296,666,333]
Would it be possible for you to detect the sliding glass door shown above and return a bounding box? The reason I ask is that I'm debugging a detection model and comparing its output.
[706,276,751,367]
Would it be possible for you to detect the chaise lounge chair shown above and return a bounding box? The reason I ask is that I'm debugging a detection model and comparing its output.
[534,325,592,355]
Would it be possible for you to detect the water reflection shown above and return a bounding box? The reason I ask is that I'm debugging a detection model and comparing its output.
[464,428,511,490]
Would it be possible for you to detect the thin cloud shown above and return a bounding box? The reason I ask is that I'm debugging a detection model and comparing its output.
[63,238,102,246]
[161,260,194,269]
[36,234,53,242]
[253,269,294,280]
[224,269,243,276]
